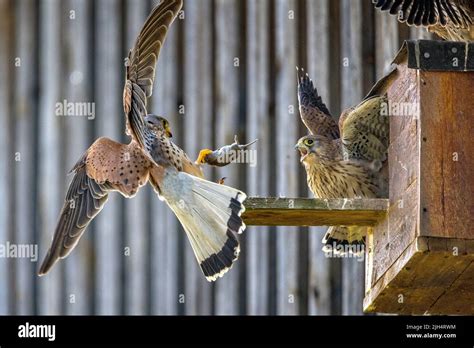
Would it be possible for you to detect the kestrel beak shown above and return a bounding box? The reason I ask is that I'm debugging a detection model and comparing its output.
[295,142,309,162]
[195,149,213,164]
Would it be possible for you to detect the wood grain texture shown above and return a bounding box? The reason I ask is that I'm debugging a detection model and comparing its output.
[365,237,474,314]
[340,0,365,315]
[0,0,13,315]
[306,0,333,315]
[36,0,63,315]
[275,0,300,315]
[370,60,420,287]
[242,197,388,226]
[94,0,123,314]
[419,71,474,239]
[366,44,474,315]
[214,0,241,315]
[246,0,270,315]
[14,0,37,315]
[63,0,94,315]
[183,0,213,315]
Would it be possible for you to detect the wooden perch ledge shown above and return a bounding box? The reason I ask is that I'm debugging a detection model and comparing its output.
[241,197,389,227]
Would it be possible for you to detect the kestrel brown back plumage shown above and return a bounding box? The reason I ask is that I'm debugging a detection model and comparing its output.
[373,0,474,41]
[39,0,247,282]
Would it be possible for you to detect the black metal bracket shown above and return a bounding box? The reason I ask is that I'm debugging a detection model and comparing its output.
[407,40,474,71]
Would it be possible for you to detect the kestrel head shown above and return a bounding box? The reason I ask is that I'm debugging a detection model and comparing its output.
[145,114,173,138]
[295,135,334,163]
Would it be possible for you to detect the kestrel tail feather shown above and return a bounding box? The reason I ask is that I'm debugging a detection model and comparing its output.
[322,226,365,255]
[159,170,246,281]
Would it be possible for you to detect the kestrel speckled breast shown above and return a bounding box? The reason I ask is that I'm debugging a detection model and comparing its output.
[39,0,247,282]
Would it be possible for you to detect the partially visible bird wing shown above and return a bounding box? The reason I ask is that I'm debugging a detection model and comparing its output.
[297,69,340,139]
[123,0,183,146]
[339,95,389,162]
[373,0,473,28]
[38,138,151,275]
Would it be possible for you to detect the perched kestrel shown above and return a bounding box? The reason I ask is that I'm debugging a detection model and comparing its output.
[296,71,389,253]
[373,0,474,41]
[39,0,247,282]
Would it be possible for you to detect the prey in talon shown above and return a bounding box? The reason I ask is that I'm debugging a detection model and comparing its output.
[196,135,258,167]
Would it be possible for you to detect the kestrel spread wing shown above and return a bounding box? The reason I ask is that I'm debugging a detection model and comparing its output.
[39,138,152,275]
[339,95,389,163]
[40,0,247,282]
[297,68,340,139]
[123,0,183,146]
[373,0,474,41]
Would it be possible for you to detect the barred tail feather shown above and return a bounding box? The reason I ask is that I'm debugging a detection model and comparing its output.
[164,173,246,281]
[322,226,366,255]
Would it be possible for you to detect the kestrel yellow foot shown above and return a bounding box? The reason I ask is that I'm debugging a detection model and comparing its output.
[195,149,214,165]
[195,135,258,167]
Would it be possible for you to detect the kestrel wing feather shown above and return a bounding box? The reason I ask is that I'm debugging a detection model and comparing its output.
[340,95,389,162]
[374,0,472,28]
[39,138,151,275]
[38,159,111,275]
[123,0,183,146]
[297,69,340,139]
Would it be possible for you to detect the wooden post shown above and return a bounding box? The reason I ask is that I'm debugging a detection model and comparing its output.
[183,0,213,315]
[37,0,62,315]
[94,0,123,314]
[63,0,94,315]
[0,0,13,315]
[275,0,300,315]
[339,0,365,315]
[306,0,335,315]
[246,0,271,315]
[214,0,241,315]
[14,0,38,315]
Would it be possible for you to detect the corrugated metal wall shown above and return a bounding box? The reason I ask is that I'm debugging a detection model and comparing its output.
[0,0,432,315]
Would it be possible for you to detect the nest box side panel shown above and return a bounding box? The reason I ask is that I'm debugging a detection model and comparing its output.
[367,61,420,290]
[419,71,474,239]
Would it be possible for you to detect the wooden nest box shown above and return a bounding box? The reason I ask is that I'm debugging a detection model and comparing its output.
[364,40,474,315]
[242,40,473,315]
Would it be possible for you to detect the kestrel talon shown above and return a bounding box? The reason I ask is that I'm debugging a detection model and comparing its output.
[39,0,247,282]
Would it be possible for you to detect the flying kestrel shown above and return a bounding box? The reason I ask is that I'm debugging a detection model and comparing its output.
[39,0,247,282]
[373,0,474,41]
[296,70,389,253]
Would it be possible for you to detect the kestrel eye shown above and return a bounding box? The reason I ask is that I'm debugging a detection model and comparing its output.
[304,139,314,146]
